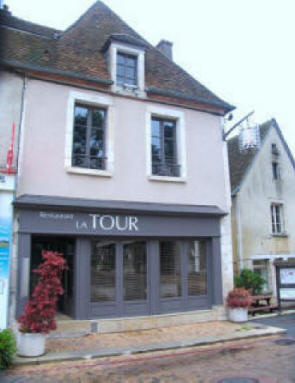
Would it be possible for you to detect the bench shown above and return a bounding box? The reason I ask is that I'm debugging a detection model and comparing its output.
[248,294,278,316]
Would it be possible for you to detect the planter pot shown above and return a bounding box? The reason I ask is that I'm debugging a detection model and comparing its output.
[228,307,248,322]
[17,332,46,357]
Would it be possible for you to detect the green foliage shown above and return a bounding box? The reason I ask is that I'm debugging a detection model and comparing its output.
[234,268,266,295]
[0,329,16,370]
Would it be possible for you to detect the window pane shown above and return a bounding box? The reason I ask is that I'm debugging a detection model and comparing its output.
[92,109,105,128]
[187,241,207,296]
[74,106,88,125]
[164,121,175,138]
[126,67,136,80]
[124,77,136,85]
[117,53,125,64]
[72,124,87,167]
[126,56,136,67]
[117,64,125,77]
[123,241,147,301]
[160,241,181,298]
[91,242,116,302]
[152,119,160,137]
[164,139,175,160]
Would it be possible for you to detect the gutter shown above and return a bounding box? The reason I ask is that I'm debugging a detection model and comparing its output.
[147,86,235,113]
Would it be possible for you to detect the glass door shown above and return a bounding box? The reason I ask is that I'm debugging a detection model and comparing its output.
[122,240,149,316]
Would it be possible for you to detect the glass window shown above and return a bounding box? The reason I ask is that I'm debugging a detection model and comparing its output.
[123,241,147,301]
[253,260,269,293]
[272,162,279,180]
[160,241,181,298]
[91,241,116,302]
[271,203,284,234]
[72,104,106,170]
[187,241,207,296]
[116,53,137,86]
[151,117,180,177]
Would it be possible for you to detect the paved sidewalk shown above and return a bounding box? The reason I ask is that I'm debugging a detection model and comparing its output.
[13,319,286,366]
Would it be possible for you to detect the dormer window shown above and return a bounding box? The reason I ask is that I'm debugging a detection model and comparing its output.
[116,52,137,87]
[102,34,147,97]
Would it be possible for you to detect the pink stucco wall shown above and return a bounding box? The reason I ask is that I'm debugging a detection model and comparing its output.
[18,79,228,210]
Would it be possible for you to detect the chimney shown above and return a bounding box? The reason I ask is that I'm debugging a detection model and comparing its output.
[1,4,12,16]
[156,40,173,60]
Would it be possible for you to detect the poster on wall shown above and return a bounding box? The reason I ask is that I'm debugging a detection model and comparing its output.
[0,217,12,329]
[280,268,295,285]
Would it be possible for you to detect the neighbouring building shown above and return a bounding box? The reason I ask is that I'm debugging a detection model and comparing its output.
[1,1,235,330]
[228,119,295,297]
[0,4,24,328]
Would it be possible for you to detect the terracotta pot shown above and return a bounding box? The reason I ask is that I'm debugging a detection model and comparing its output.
[17,332,46,357]
[228,307,248,322]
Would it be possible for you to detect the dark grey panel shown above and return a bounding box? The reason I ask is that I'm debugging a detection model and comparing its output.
[74,238,91,320]
[14,194,226,217]
[18,210,221,238]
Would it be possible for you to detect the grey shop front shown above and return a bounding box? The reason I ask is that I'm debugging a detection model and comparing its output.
[15,196,225,320]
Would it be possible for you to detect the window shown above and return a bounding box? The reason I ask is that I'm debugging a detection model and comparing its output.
[123,241,147,301]
[271,203,284,234]
[272,162,279,180]
[151,117,180,177]
[116,52,137,86]
[91,241,116,302]
[253,260,269,293]
[271,143,279,156]
[160,241,182,298]
[72,104,106,170]
[187,241,207,296]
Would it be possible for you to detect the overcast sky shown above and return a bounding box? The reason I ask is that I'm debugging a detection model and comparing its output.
[5,0,295,154]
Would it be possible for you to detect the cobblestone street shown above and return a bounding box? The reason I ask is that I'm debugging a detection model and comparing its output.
[2,334,295,382]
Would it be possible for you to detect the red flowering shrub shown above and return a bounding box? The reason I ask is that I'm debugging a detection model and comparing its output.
[18,250,67,334]
[226,287,252,309]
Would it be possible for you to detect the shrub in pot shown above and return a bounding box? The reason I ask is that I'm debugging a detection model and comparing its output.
[17,250,67,357]
[0,329,16,370]
[234,268,266,295]
[226,287,252,322]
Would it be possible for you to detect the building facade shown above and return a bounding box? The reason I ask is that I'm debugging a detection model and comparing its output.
[228,119,295,297]
[1,2,234,326]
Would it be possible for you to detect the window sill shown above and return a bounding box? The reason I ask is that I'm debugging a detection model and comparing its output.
[111,84,146,98]
[271,233,288,238]
[148,175,186,183]
[66,166,113,177]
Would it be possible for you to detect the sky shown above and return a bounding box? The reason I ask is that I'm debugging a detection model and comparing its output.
[4,0,295,154]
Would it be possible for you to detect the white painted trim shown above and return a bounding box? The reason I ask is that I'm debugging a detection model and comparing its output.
[250,254,295,261]
[16,77,28,180]
[145,105,187,180]
[148,175,186,183]
[65,90,114,176]
[66,167,112,177]
[109,42,146,97]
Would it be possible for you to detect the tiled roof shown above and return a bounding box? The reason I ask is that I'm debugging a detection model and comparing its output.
[0,10,61,38]
[0,1,234,113]
[227,120,272,194]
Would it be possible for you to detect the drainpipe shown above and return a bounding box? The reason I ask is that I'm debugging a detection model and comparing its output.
[8,75,27,326]
[14,75,27,199]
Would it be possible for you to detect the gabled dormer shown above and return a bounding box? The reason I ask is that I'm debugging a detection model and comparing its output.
[102,34,148,97]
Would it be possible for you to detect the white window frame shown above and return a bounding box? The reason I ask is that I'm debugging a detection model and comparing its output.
[108,42,146,97]
[146,105,187,182]
[65,91,114,177]
[270,202,286,235]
